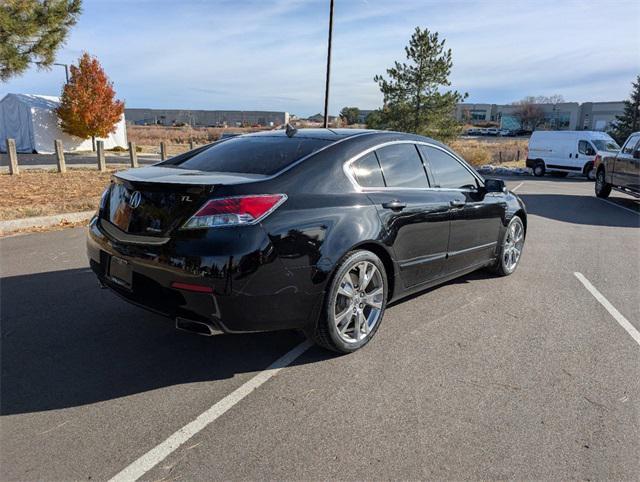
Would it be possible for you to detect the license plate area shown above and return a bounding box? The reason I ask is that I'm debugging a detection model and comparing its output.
[109,256,132,289]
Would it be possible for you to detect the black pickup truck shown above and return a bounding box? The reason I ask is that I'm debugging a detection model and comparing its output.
[595,132,640,198]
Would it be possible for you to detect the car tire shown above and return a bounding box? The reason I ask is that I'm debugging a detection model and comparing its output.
[532,161,545,177]
[595,169,611,198]
[309,250,388,353]
[488,216,525,276]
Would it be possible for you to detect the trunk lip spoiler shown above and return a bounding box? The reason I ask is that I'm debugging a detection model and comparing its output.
[114,167,268,186]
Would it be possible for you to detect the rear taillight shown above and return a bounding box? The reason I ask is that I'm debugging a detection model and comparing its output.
[181,194,287,229]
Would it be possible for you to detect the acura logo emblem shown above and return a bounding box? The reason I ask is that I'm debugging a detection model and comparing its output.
[128,191,142,209]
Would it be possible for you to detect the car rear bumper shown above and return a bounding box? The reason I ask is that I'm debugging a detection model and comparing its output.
[87,217,324,334]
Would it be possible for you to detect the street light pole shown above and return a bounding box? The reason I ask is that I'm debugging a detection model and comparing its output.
[54,63,70,84]
[323,0,334,128]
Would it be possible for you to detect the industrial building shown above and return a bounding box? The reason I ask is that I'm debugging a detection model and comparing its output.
[454,101,625,131]
[125,108,289,127]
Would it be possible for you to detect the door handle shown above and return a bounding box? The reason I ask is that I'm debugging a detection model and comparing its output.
[381,200,407,211]
[450,200,466,207]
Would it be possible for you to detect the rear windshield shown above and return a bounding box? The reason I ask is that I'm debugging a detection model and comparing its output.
[592,139,620,152]
[173,136,333,175]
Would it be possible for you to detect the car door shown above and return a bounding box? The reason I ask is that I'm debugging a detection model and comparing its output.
[615,134,640,189]
[350,143,452,288]
[418,145,505,275]
[577,139,596,173]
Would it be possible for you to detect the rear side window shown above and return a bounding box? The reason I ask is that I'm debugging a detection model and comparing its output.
[375,144,428,188]
[419,146,478,190]
[622,135,640,155]
[352,152,385,187]
[174,136,332,175]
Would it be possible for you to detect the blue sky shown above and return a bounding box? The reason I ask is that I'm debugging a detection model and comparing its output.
[2,0,639,116]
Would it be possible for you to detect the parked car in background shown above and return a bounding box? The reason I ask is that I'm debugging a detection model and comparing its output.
[485,127,499,136]
[499,129,514,137]
[595,132,640,199]
[526,131,619,179]
[87,129,527,353]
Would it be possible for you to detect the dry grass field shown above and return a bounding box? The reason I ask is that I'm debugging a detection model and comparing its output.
[0,169,113,220]
[450,138,528,167]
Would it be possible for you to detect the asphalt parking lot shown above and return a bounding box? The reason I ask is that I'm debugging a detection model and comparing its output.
[1,177,639,480]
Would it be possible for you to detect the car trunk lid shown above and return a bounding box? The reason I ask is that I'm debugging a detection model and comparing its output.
[103,167,267,236]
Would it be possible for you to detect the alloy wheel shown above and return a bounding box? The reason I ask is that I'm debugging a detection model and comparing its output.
[503,220,524,272]
[333,261,384,343]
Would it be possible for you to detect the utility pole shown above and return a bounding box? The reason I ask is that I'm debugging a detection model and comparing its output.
[323,0,334,128]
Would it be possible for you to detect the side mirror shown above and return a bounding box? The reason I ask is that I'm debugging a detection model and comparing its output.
[484,178,506,193]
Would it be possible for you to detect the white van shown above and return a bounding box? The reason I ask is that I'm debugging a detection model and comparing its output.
[526,131,620,179]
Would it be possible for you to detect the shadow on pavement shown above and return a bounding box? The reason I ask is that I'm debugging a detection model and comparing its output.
[519,193,640,227]
[0,267,332,415]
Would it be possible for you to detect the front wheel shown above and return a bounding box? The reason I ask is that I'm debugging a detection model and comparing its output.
[595,169,611,198]
[489,216,525,276]
[584,162,595,180]
[310,250,388,353]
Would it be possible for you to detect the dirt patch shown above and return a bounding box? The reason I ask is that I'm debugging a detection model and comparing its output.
[0,168,114,220]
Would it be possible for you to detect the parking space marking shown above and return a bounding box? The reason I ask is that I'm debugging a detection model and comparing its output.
[574,272,640,347]
[511,182,524,192]
[598,198,640,216]
[109,340,313,482]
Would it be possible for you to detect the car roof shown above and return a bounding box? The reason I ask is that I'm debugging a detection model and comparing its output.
[244,128,376,141]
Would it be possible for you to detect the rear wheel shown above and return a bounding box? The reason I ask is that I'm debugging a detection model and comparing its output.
[489,216,525,276]
[532,161,545,177]
[310,250,387,353]
[595,169,611,198]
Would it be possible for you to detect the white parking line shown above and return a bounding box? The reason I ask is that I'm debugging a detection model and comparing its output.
[574,272,640,347]
[109,340,313,482]
[598,198,640,216]
[511,182,524,192]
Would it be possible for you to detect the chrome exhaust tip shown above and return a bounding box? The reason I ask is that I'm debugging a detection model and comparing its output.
[175,317,221,336]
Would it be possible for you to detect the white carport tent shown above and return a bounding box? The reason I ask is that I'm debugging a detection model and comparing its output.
[0,93,127,154]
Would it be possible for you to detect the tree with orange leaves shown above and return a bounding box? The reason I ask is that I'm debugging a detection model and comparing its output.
[56,52,124,149]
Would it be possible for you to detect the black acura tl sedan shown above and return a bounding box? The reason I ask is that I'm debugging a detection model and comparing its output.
[87,128,527,353]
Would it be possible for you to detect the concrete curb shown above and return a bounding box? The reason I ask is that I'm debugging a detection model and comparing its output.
[0,210,95,234]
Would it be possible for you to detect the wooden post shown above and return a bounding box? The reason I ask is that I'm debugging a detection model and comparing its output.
[499,151,502,163]
[517,149,520,161]
[6,138,19,175]
[160,141,167,161]
[128,141,138,168]
[96,140,106,172]
[54,139,66,173]
[189,140,194,150]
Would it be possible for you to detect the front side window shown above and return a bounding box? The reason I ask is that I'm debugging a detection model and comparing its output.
[375,144,429,188]
[622,135,640,155]
[592,139,620,152]
[419,146,478,190]
[173,136,332,175]
[578,140,595,156]
[352,152,385,187]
